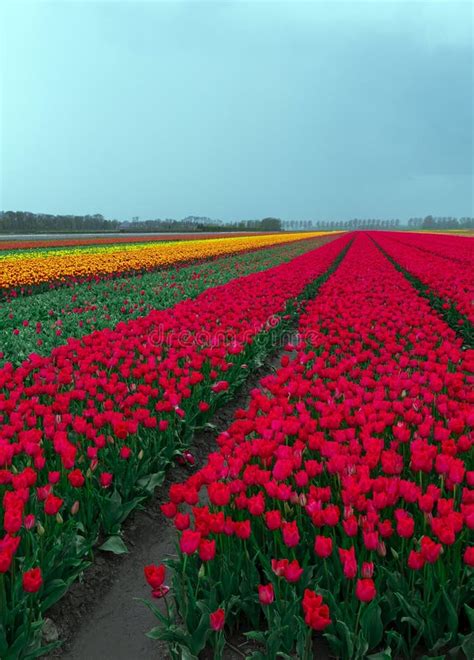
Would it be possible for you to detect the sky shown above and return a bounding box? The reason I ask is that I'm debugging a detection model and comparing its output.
[0,0,473,222]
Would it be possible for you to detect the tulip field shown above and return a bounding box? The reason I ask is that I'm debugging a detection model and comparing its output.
[0,232,327,293]
[0,231,472,659]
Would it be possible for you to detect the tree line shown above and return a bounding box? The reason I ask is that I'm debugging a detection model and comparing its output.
[0,212,281,234]
[1,211,472,234]
[408,216,474,229]
[283,219,401,230]
[123,217,282,232]
[0,212,120,233]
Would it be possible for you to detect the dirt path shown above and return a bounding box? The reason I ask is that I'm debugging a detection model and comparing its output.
[61,503,173,660]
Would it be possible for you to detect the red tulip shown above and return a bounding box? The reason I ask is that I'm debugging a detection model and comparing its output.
[258,584,274,605]
[22,567,43,593]
[144,564,165,589]
[314,535,333,558]
[210,608,225,631]
[179,530,201,555]
[355,578,376,602]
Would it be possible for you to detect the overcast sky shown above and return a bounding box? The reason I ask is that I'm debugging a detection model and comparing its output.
[1,0,472,222]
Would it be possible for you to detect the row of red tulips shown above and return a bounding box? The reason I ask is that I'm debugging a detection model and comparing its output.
[147,233,473,659]
[373,232,474,330]
[0,235,350,658]
[0,236,332,368]
[390,232,472,265]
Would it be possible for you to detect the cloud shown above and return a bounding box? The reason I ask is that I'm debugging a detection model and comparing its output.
[1,0,472,219]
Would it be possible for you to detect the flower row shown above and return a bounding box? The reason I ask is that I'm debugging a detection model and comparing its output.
[150,233,473,659]
[0,232,272,252]
[393,231,472,265]
[0,232,332,292]
[373,232,474,326]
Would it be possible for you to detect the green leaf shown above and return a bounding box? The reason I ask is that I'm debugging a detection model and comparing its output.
[335,619,354,659]
[146,626,166,641]
[137,471,165,495]
[178,648,199,660]
[441,587,458,634]
[74,533,91,557]
[461,632,474,659]
[189,610,210,655]
[386,630,408,656]
[245,630,267,644]
[139,598,170,625]
[24,639,63,659]
[367,650,392,660]
[40,579,69,613]
[4,630,27,660]
[99,535,128,554]
[464,604,474,631]
[431,632,453,652]
[0,625,9,657]
[393,591,419,621]
[401,616,423,630]
[360,602,383,650]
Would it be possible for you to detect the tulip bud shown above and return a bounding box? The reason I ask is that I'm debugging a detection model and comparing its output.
[24,514,36,530]
[37,522,45,536]
[377,541,387,557]
[71,500,80,515]
[56,513,63,524]
[343,506,354,519]
[138,450,144,461]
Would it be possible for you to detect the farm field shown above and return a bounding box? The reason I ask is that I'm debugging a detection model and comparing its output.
[0,231,472,659]
[0,232,284,251]
[0,232,331,293]
[0,233,336,367]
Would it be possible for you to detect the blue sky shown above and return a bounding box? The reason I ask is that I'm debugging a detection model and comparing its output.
[1,0,472,221]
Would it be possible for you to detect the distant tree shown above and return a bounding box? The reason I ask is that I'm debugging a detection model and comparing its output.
[260,217,282,231]
[0,211,120,233]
